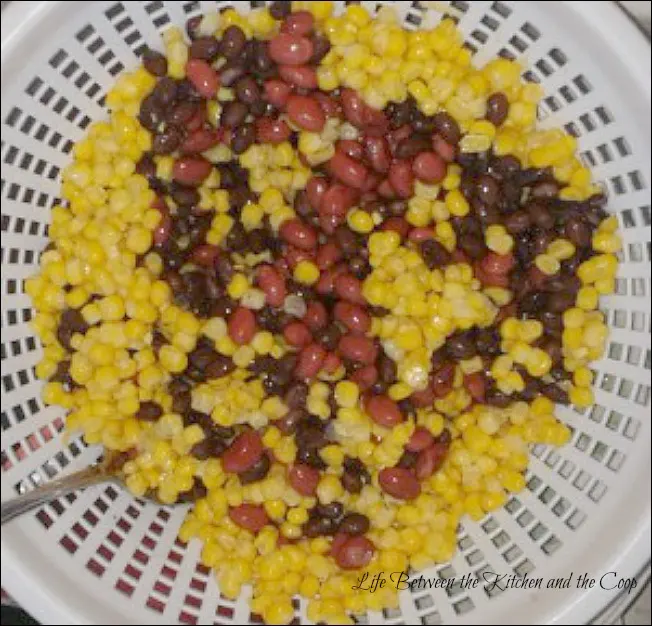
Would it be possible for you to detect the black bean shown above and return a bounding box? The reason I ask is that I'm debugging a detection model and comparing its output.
[519,291,548,315]
[191,436,227,460]
[136,152,157,179]
[235,76,261,104]
[446,332,476,360]
[269,1,291,19]
[348,256,371,280]
[394,135,431,159]
[276,407,309,434]
[205,355,236,379]
[226,221,247,250]
[485,92,509,126]
[377,352,397,384]
[540,311,563,336]
[485,388,511,408]
[538,338,563,364]
[220,25,246,59]
[215,256,234,284]
[504,210,531,234]
[338,513,370,536]
[186,15,202,40]
[419,239,451,269]
[138,94,164,132]
[547,273,580,294]
[169,185,199,207]
[57,308,89,351]
[412,111,435,134]
[541,383,570,404]
[476,328,501,356]
[310,33,331,64]
[152,127,183,155]
[475,174,500,206]
[531,230,553,255]
[564,217,591,248]
[172,390,192,414]
[315,324,342,351]
[474,202,501,225]
[151,77,177,108]
[251,41,275,77]
[177,478,208,503]
[136,401,163,422]
[490,154,521,178]
[315,502,344,519]
[296,425,328,450]
[397,450,418,469]
[547,291,577,313]
[296,446,327,470]
[458,233,486,259]
[284,382,309,409]
[238,453,271,484]
[231,123,256,154]
[531,181,559,199]
[143,48,168,77]
[388,199,408,216]
[166,101,197,126]
[221,101,249,128]
[433,112,461,144]
[335,225,360,258]
[190,36,221,61]
[303,516,337,538]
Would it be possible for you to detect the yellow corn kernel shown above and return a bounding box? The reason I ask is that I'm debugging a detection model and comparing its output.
[159,345,188,373]
[347,209,375,234]
[227,273,249,299]
[535,254,560,275]
[293,260,320,285]
[576,286,599,311]
[445,189,470,217]
[334,381,359,408]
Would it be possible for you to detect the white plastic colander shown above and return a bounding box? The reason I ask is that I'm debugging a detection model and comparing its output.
[1,2,650,624]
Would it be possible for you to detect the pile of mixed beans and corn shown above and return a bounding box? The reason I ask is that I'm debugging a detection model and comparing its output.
[27,2,622,623]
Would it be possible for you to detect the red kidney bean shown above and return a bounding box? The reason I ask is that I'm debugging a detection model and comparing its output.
[481,252,515,275]
[378,467,420,499]
[474,262,509,288]
[313,92,341,118]
[280,218,318,250]
[406,427,435,452]
[464,372,486,403]
[264,79,292,108]
[339,334,377,365]
[387,125,413,154]
[295,343,326,379]
[319,212,345,235]
[340,89,388,133]
[334,274,364,304]
[364,136,391,174]
[329,151,368,190]
[410,384,436,408]
[153,208,172,246]
[185,59,220,98]
[377,178,396,199]
[365,395,403,427]
[381,216,409,238]
[190,244,220,267]
[269,33,314,66]
[323,352,341,374]
[186,104,207,132]
[307,176,328,210]
[432,363,455,398]
[281,10,314,36]
[173,156,212,186]
[320,184,357,216]
[315,266,337,295]
[181,128,222,154]
[334,535,375,570]
[362,172,382,194]
[222,430,264,473]
[303,301,328,331]
[283,321,312,347]
[256,118,292,144]
[288,463,320,496]
[278,64,318,89]
[285,245,314,269]
[433,135,456,162]
[286,94,326,131]
[257,264,287,307]
[415,443,448,479]
[408,227,435,242]
[412,151,446,183]
[228,306,257,345]
[330,532,349,558]
[316,242,342,270]
[388,160,415,198]
[229,503,269,533]
[334,301,371,334]
[336,140,364,160]
[350,364,378,391]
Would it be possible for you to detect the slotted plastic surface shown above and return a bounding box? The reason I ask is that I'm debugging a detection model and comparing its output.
[1,2,650,625]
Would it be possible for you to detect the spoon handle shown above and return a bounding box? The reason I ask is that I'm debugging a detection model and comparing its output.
[1,466,110,525]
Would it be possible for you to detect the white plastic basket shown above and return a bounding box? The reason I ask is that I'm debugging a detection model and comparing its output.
[1,2,650,625]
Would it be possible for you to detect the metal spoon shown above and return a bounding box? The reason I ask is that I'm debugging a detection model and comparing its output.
[1,454,125,525]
